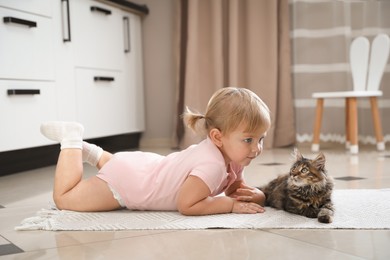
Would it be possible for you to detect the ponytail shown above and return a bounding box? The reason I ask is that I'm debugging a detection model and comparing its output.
[182,106,207,136]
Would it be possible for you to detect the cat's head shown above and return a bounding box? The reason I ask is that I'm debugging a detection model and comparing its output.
[289,148,327,186]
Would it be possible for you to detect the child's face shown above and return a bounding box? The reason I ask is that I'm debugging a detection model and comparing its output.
[219,124,266,167]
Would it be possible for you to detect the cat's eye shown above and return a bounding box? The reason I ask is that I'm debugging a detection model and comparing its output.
[301,167,309,173]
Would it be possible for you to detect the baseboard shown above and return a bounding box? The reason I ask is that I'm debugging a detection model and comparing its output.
[0,132,142,176]
[139,138,172,148]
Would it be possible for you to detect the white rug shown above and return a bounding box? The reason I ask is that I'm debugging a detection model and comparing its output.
[15,189,390,231]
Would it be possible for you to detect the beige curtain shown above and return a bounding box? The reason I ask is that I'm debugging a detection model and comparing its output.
[291,0,390,145]
[174,0,295,149]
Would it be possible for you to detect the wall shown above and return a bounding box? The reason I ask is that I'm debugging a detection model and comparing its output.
[132,0,176,148]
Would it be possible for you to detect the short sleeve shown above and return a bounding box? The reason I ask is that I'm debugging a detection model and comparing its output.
[189,163,227,194]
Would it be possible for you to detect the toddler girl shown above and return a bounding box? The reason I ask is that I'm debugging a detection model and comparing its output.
[40,87,271,215]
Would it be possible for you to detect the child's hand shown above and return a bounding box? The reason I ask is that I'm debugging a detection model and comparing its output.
[230,183,266,206]
[231,200,265,214]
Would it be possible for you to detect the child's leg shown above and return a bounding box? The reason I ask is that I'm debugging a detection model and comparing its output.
[41,122,109,167]
[97,151,113,170]
[82,141,113,169]
[82,141,104,166]
[41,122,121,211]
[53,149,120,211]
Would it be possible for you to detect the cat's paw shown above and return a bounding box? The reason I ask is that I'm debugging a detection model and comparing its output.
[318,215,333,223]
[305,211,318,218]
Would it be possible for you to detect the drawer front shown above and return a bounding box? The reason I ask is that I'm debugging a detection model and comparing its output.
[75,68,133,138]
[71,0,123,70]
[124,13,145,132]
[0,80,57,152]
[0,7,54,81]
[0,0,52,17]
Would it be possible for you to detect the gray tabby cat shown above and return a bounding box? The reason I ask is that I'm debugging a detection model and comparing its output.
[259,148,334,223]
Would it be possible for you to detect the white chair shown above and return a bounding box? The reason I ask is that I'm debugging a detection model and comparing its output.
[311,34,390,154]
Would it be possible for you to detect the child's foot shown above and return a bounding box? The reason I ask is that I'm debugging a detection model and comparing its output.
[40,121,84,149]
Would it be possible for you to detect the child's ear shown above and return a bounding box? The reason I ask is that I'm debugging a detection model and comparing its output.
[209,128,223,147]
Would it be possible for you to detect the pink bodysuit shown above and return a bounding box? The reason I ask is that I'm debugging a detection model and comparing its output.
[96,138,243,210]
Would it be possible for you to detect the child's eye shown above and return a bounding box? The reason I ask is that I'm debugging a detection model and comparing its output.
[244,138,253,143]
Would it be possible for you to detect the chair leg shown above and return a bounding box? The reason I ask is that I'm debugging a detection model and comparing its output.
[348,97,359,154]
[312,98,324,152]
[345,98,350,149]
[369,97,385,151]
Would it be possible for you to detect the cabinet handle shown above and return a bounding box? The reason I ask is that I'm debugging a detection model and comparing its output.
[3,17,37,28]
[90,6,112,15]
[94,76,115,82]
[123,17,131,53]
[7,89,40,95]
[62,0,71,42]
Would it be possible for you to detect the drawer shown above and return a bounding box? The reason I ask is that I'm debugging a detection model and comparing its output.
[75,68,133,138]
[123,13,145,133]
[0,80,57,152]
[71,0,123,70]
[0,0,52,17]
[0,7,54,81]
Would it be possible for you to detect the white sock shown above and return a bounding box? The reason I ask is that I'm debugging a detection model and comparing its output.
[82,141,103,166]
[40,121,84,150]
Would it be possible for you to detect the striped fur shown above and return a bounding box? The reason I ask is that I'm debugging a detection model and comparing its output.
[259,148,334,223]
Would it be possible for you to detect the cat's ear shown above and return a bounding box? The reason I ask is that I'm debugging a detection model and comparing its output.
[314,152,326,171]
[293,147,303,161]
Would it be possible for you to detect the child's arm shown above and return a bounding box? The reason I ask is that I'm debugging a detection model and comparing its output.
[176,176,264,216]
[225,181,266,206]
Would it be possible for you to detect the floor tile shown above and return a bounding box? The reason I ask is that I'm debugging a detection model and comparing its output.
[269,229,390,259]
[0,243,24,257]
[1,230,364,260]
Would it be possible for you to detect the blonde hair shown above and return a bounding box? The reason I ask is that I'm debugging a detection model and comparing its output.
[183,87,271,137]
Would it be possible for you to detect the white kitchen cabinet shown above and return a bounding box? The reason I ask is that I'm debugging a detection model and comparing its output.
[63,0,146,138]
[0,6,54,81]
[122,12,145,133]
[70,0,123,70]
[75,68,132,138]
[0,0,146,158]
[0,0,52,17]
[0,80,57,151]
[0,0,56,154]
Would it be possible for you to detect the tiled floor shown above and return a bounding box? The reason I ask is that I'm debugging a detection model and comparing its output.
[1,143,390,259]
